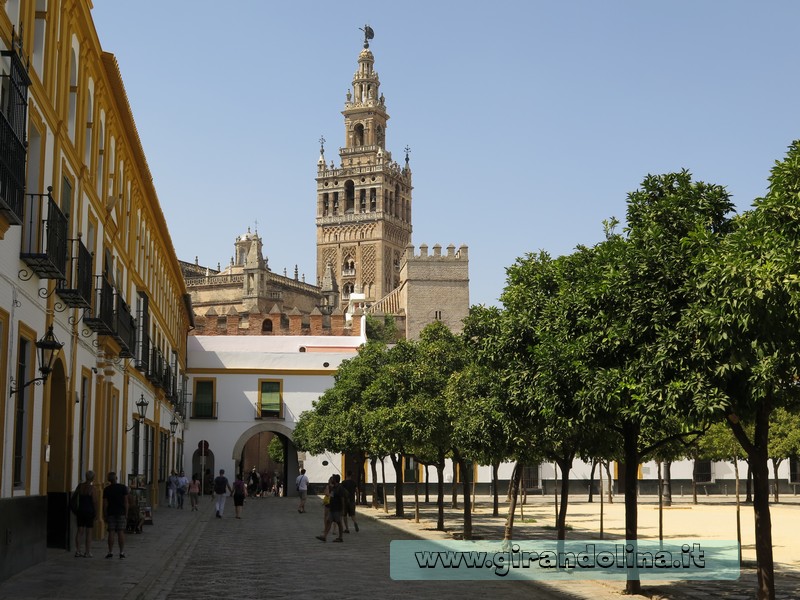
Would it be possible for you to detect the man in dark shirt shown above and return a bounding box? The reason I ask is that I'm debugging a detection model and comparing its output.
[103,472,129,559]
[340,470,359,533]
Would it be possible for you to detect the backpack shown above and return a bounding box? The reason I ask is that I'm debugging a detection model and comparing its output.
[69,485,80,515]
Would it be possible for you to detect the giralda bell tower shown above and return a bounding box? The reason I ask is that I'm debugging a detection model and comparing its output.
[316,26,413,311]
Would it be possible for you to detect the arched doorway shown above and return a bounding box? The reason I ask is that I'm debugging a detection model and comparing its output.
[45,358,69,548]
[192,440,215,495]
[231,423,300,497]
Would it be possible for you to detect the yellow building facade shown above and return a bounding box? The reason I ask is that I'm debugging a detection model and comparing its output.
[0,0,192,580]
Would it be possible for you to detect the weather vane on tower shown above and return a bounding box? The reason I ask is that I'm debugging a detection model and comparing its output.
[360,24,374,48]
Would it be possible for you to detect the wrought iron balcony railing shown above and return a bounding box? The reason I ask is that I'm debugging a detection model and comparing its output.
[56,237,93,308]
[0,48,30,227]
[19,189,68,281]
[113,293,136,358]
[135,330,150,374]
[189,401,217,419]
[83,276,115,335]
[148,346,165,386]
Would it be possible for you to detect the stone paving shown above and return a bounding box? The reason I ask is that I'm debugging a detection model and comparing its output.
[0,492,798,599]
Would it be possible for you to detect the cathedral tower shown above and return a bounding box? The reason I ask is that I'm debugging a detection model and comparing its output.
[316,29,413,311]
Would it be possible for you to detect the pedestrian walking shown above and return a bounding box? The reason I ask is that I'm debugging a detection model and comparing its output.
[296,468,309,513]
[167,470,179,508]
[73,470,99,557]
[103,472,129,559]
[316,475,344,542]
[232,474,247,519]
[247,467,261,498]
[176,470,189,509]
[341,470,360,533]
[213,469,232,518]
[188,473,201,511]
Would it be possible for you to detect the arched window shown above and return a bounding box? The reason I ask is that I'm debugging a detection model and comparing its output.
[343,258,355,277]
[67,48,78,142]
[354,123,365,146]
[344,180,355,213]
[343,283,354,299]
[261,319,273,333]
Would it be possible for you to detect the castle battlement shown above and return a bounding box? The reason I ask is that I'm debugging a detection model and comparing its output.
[403,243,469,262]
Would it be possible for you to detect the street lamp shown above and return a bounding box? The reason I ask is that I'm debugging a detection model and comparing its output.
[126,394,149,431]
[9,325,63,395]
[169,414,179,437]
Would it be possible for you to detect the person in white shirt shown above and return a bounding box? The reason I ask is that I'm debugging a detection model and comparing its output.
[296,468,309,513]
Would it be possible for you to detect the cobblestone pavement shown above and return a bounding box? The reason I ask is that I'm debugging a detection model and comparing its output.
[0,494,799,599]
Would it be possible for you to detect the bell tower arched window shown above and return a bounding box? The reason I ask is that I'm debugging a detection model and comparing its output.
[354,123,365,146]
[345,180,355,213]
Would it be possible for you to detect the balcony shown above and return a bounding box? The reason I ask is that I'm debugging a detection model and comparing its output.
[112,293,136,358]
[0,48,30,230]
[83,276,114,335]
[19,189,68,280]
[135,330,150,374]
[56,238,93,308]
[148,346,165,386]
[189,401,217,419]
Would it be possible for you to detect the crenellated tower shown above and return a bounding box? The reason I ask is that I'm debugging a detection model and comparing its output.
[315,29,413,311]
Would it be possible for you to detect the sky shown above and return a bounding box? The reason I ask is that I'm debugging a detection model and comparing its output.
[90,1,800,308]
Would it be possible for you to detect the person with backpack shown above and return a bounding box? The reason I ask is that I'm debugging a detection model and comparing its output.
[213,469,233,518]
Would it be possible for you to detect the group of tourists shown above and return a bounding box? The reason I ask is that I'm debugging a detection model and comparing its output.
[71,470,130,559]
[313,470,360,542]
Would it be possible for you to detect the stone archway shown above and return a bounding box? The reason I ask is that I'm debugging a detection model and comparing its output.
[231,422,300,497]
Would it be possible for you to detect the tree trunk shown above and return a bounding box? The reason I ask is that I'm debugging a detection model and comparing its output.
[657,461,663,544]
[729,403,775,600]
[380,458,388,513]
[371,457,379,508]
[622,421,641,595]
[455,452,472,540]
[390,453,404,517]
[492,462,500,517]
[556,457,573,541]
[436,452,445,531]
[751,440,776,599]
[771,458,781,504]
[663,460,673,507]
[451,457,459,508]
[734,457,742,567]
[414,460,420,524]
[504,462,522,541]
[588,458,597,502]
[692,458,698,505]
[746,462,752,503]
[604,460,614,504]
[425,464,430,504]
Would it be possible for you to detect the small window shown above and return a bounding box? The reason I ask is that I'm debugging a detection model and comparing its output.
[522,463,540,489]
[694,459,713,484]
[193,379,215,418]
[403,456,419,483]
[434,310,442,321]
[261,319,273,333]
[259,380,282,418]
[790,456,800,485]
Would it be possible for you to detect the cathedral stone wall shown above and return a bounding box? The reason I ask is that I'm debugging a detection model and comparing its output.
[400,243,470,340]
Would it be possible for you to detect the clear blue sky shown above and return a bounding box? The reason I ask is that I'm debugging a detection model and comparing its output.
[91,1,800,308]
